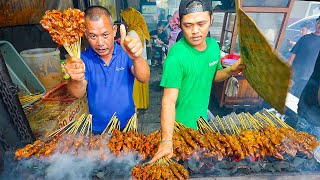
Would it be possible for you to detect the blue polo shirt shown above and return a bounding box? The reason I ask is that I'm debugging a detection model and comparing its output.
[81,43,135,133]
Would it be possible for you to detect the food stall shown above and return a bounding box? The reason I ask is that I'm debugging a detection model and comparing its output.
[213,0,294,110]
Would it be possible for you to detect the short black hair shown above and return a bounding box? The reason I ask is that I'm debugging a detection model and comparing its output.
[84,5,113,25]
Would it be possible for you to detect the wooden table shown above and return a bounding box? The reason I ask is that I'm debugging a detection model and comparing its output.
[212,74,263,111]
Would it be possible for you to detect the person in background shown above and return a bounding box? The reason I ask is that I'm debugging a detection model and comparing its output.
[120,7,150,110]
[288,16,320,98]
[287,21,313,48]
[150,0,245,163]
[163,14,173,35]
[65,6,150,134]
[149,23,169,66]
[167,11,181,51]
[296,51,320,140]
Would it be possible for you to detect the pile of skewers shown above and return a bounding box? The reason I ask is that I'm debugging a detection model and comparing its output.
[14,134,110,160]
[15,109,319,174]
[18,93,43,107]
[108,129,160,160]
[131,157,189,180]
[15,112,140,160]
[107,109,319,162]
[47,114,92,138]
[174,123,318,162]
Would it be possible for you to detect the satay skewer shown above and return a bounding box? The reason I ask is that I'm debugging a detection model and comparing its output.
[248,113,264,129]
[216,116,227,134]
[238,114,247,130]
[223,117,233,134]
[246,113,262,130]
[210,119,220,133]
[229,116,241,135]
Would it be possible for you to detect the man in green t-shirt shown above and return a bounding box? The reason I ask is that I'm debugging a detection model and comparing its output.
[150,0,245,163]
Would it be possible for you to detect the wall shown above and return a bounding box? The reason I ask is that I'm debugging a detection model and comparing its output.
[0,25,67,58]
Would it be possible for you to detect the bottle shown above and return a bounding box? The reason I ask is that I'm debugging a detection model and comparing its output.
[60,59,71,80]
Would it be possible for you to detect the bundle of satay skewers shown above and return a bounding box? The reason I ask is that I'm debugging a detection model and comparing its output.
[46,114,92,138]
[18,93,43,107]
[101,113,120,135]
[122,113,138,133]
[14,113,139,160]
[107,129,160,160]
[40,8,85,58]
[131,157,189,180]
[14,134,110,161]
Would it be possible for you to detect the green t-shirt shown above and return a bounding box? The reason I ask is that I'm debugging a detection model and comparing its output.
[160,37,222,129]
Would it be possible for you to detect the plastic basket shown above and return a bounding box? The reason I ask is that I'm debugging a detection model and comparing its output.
[221,54,240,66]
[0,41,46,107]
[42,81,77,102]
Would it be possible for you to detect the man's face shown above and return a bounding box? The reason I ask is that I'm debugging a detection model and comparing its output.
[316,20,320,33]
[85,15,117,58]
[300,27,310,35]
[157,27,163,34]
[181,11,212,50]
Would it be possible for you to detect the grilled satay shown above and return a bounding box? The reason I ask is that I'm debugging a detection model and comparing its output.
[145,130,159,155]
[131,165,144,180]
[189,129,211,149]
[239,130,260,157]
[173,132,193,157]
[148,165,160,179]
[161,166,172,179]
[175,163,189,179]
[170,163,184,180]
[179,129,198,150]
[225,134,245,159]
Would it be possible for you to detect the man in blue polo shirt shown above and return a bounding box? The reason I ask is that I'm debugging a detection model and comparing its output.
[65,6,150,134]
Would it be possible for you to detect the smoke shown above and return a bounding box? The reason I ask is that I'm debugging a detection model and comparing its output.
[0,135,142,180]
[45,153,97,180]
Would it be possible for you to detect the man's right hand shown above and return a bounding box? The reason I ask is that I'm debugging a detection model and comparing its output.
[149,140,173,164]
[65,56,86,81]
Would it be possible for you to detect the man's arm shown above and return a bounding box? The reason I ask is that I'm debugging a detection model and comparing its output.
[120,25,150,83]
[287,54,296,66]
[214,59,245,82]
[65,56,87,98]
[161,88,179,142]
[67,79,87,98]
[149,88,179,163]
[131,57,150,83]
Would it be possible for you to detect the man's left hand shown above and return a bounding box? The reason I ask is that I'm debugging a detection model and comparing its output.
[120,24,143,60]
[230,58,246,74]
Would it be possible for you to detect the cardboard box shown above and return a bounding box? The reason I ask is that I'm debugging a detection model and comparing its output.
[24,96,89,140]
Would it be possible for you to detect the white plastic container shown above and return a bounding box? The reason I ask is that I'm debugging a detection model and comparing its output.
[20,48,63,91]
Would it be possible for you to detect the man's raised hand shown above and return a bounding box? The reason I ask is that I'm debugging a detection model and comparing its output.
[120,24,143,60]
